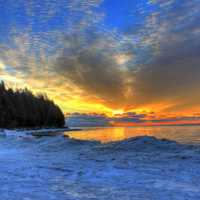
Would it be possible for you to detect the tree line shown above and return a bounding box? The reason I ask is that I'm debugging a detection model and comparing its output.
[0,81,65,128]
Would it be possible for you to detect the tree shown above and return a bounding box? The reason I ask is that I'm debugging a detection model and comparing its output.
[0,81,65,128]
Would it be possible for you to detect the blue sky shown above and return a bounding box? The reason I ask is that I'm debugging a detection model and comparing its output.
[101,0,158,30]
[0,0,149,30]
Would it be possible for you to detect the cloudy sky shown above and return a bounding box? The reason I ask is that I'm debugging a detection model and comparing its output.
[0,0,200,123]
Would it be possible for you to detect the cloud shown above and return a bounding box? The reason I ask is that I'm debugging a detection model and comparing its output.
[55,31,132,109]
[66,112,200,127]
[110,112,146,123]
[66,112,110,127]
[54,0,200,113]
[129,0,200,111]
[1,0,200,114]
[66,112,145,127]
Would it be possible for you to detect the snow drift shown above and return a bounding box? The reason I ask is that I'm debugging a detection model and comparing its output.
[0,133,200,199]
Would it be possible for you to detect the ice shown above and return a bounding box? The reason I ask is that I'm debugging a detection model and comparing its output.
[0,134,200,199]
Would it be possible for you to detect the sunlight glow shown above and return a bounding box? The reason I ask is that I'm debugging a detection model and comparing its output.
[114,54,132,65]
[0,60,5,69]
[112,109,124,116]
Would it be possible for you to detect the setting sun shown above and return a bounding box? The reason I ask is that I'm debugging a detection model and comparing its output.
[112,109,124,116]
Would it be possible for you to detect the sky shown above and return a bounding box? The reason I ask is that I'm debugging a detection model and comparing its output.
[0,0,200,125]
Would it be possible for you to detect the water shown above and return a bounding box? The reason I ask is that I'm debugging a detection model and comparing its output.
[66,126,200,144]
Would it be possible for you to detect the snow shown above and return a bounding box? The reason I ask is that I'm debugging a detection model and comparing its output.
[0,128,79,137]
[0,132,200,199]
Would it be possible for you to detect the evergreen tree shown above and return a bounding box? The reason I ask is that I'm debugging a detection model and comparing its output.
[0,81,65,128]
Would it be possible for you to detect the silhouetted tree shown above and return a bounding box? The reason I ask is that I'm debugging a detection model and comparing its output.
[0,81,65,128]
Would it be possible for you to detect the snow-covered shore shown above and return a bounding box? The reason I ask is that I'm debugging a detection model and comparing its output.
[0,134,200,199]
[0,127,81,137]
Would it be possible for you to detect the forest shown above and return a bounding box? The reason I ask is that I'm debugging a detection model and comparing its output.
[0,81,65,128]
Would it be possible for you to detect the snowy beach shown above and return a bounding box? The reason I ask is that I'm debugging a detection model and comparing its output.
[0,128,81,137]
[1,130,200,200]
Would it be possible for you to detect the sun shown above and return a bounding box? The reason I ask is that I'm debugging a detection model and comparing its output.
[112,109,124,116]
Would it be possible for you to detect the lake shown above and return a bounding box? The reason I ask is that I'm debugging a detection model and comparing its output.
[66,126,200,144]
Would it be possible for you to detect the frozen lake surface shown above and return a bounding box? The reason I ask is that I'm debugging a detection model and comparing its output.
[1,127,200,199]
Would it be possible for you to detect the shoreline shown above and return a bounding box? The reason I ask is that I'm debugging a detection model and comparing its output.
[0,127,82,137]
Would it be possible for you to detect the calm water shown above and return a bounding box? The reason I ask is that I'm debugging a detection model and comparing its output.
[66,126,200,144]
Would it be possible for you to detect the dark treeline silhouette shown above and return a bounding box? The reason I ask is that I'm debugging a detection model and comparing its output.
[0,81,65,128]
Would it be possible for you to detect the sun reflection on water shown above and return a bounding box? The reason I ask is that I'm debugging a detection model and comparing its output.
[66,126,200,144]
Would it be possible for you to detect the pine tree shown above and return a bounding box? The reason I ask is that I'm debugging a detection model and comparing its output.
[0,81,65,128]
